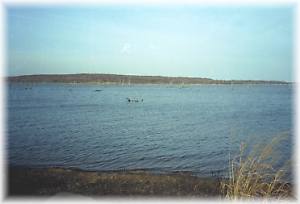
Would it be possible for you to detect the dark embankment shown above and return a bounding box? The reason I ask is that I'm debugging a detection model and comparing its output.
[7,74,290,85]
[8,167,221,197]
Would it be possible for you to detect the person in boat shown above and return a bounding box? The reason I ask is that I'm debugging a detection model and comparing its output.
[126,98,143,102]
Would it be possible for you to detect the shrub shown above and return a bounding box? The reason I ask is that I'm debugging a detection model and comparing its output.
[221,136,293,199]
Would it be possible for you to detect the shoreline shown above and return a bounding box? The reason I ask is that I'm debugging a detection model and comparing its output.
[8,166,222,197]
[7,73,291,85]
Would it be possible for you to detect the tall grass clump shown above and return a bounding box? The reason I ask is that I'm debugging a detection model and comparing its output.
[221,135,293,199]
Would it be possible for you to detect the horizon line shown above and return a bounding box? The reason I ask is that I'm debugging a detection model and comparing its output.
[7,72,292,83]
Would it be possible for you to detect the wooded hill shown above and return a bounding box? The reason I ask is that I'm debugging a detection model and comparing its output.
[7,74,290,84]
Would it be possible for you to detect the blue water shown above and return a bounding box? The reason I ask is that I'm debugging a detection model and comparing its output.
[7,83,293,177]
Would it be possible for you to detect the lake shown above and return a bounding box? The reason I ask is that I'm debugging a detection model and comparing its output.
[7,83,293,178]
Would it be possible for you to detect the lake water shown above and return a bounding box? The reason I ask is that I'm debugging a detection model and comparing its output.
[7,83,293,178]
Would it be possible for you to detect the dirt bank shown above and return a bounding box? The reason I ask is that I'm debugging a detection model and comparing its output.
[8,167,221,197]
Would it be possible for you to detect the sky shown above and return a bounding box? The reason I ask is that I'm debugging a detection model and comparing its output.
[6,5,294,81]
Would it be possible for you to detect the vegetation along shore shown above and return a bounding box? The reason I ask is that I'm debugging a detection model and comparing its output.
[7,74,290,85]
[8,166,293,198]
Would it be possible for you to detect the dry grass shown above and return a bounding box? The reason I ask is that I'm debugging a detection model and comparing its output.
[221,135,293,199]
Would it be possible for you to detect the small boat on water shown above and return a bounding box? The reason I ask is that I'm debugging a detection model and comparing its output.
[126,97,143,103]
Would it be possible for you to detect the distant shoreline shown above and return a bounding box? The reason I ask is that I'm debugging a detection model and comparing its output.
[7,74,291,85]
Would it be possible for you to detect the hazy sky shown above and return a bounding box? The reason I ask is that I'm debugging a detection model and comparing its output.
[7,5,294,81]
